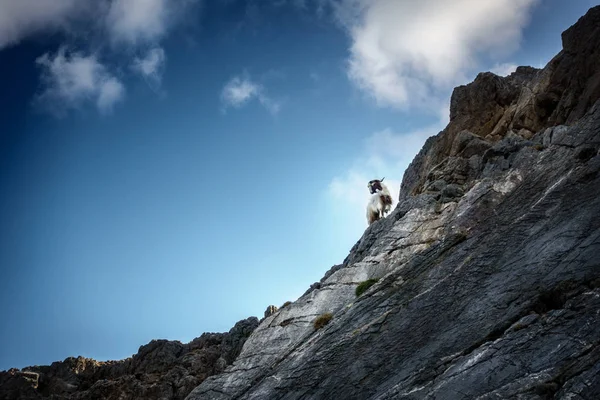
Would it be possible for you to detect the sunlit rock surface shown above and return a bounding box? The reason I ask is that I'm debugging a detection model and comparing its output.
[2,6,600,400]
[187,7,600,400]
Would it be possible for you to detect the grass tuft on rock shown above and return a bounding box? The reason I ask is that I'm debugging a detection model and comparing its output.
[313,313,333,330]
[355,279,379,297]
[281,301,292,308]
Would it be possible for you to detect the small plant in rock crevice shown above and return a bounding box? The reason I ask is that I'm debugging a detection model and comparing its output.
[313,313,333,330]
[355,279,379,297]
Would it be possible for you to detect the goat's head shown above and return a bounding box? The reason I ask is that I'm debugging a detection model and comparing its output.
[367,177,385,194]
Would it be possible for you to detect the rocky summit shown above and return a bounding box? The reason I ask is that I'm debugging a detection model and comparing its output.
[3,6,600,400]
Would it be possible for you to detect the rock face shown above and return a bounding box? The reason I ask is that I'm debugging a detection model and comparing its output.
[3,7,600,400]
[0,317,258,400]
[185,7,600,400]
[264,305,278,319]
[400,4,600,201]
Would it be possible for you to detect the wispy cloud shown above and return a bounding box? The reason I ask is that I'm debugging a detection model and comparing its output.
[131,47,166,92]
[35,47,125,116]
[0,0,199,116]
[0,0,199,49]
[97,76,126,113]
[0,0,88,50]
[220,74,282,115]
[221,76,261,107]
[328,0,538,111]
[106,0,170,45]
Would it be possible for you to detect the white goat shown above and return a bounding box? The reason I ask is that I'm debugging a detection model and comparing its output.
[366,178,393,226]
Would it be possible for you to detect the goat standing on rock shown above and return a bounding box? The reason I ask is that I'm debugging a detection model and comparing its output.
[366,178,393,226]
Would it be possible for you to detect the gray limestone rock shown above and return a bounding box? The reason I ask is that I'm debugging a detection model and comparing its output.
[4,6,600,400]
[185,7,600,400]
[264,305,278,319]
[187,107,600,400]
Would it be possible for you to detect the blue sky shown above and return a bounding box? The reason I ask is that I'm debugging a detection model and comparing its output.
[0,0,597,370]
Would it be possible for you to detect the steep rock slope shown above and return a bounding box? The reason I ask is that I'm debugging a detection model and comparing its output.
[0,318,258,400]
[187,7,600,400]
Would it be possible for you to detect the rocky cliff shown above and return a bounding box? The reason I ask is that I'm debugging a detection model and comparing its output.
[3,6,600,400]
[0,318,258,400]
[186,7,600,400]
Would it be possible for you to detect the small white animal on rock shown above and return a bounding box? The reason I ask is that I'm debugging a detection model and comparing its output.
[366,178,393,225]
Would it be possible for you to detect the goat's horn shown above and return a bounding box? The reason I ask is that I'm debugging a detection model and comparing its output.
[380,177,385,182]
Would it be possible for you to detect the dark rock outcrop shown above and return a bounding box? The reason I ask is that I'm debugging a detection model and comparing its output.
[185,7,600,400]
[400,5,600,201]
[0,317,259,400]
[264,305,278,319]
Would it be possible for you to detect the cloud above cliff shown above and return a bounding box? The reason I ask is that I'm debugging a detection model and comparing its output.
[490,63,518,77]
[330,0,538,110]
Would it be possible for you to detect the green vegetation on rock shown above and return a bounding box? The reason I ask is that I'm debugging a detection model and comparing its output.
[355,279,379,297]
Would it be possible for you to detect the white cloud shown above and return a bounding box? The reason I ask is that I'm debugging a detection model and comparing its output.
[0,0,200,115]
[0,0,200,49]
[257,95,282,115]
[331,0,538,110]
[221,75,282,115]
[132,47,166,91]
[106,0,167,45]
[0,0,88,49]
[221,76,261,107]
[97,76,126,113]
[35,47,125,115]
[490,62,518,77]
[105,0,200,45]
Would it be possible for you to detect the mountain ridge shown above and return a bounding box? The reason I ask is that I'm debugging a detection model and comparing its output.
[186,6,600,399]
[2,5,600,400]
[0,318,259,399]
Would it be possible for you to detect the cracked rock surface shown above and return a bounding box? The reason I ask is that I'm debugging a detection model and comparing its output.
[2,6,600,400]
[186,7,600,400]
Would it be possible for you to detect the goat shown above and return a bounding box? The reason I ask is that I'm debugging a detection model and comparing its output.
[366,178,393,225]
